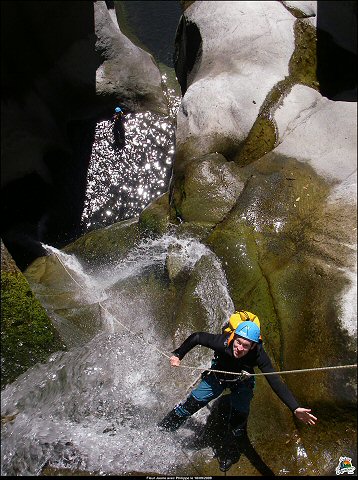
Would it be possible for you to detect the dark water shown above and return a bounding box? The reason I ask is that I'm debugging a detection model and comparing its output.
[118,0,182,67]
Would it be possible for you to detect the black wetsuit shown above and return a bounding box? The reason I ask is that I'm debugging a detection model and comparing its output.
[112,113,125,149]
[172,332,299,412]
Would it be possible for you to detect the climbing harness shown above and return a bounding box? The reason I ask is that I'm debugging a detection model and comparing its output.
[50,249,357,381]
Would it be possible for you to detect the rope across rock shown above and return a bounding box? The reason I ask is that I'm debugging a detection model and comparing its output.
[51,249,357,379]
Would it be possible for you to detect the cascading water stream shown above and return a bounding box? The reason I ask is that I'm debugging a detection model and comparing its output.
[1,233,234,476]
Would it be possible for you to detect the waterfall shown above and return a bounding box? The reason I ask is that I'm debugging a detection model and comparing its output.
[1,233,234,476]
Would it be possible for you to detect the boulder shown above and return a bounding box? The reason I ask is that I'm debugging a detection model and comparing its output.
[170,1,357,474]
[94,1,168,115]
[174,1,296,167]
[1,240,66,388]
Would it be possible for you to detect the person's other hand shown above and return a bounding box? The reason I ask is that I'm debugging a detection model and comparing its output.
[294,407,317,425]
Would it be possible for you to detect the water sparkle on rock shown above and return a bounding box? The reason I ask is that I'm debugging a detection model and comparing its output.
[81,75,180,231]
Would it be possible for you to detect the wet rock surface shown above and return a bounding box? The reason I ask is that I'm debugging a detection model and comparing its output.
[1,1,356,477]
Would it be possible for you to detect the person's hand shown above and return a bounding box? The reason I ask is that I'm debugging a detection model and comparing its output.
[170,355,181,367]
[294,407,317,425]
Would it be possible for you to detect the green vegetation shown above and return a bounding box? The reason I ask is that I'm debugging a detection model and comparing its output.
[139,192,170,237]
[289,19,319,89]
[1,271,66,389]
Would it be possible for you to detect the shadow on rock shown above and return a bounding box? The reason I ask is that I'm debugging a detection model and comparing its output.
[185,395,275,475]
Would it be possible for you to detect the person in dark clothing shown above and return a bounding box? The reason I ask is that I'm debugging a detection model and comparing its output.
[159,321,317,438]
[112,106,125,150]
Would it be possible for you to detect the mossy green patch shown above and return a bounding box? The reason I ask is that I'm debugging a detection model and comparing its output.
[177,153,243,223]
[234,18,318,168]
[206,154,354,376]
[170,174,186,221]
[234,117,277,167]
[175,132,243,175]
[139,192,170,237]
[1,271,66,389]
[174,221,214,241]
[289,19,319,89]
[206,222,282,361]
[63,218,141,268]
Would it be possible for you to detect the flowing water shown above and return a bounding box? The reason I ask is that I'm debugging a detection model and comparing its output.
[1,233,235,476]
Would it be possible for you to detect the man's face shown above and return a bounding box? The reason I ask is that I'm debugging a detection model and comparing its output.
[233,335,254,358]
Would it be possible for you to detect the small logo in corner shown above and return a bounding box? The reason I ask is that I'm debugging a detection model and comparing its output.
[336,456,356,475]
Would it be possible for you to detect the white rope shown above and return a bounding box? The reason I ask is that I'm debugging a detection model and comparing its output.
[189,364,358,378]
[52,251,172,359]
[51,250,357,378]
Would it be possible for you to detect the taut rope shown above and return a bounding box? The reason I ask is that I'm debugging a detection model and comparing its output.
[51,250,357,379]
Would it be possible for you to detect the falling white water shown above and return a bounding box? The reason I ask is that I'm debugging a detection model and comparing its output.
[96,234,215,287]
[42,244,103,299]
[1,233,235,476]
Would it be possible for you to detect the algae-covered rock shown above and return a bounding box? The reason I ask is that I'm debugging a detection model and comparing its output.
[1,241,65,389]
[206,153,356,395]
[139,192,170,236]
[63,218,140,268]
[173,152,243,224]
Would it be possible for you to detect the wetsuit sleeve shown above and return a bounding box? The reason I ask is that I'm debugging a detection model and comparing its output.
[172,332,221,360]
[257,347,300,412]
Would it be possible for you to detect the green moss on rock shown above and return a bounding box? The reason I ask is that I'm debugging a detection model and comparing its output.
[205,154,352,374]
[179,153,244,223]
[234,18,318,168]
[1,271,66,389]
[289,19,319,89]
[234,117,277,166]
[206,221,282,360]
[63,218,141,268]
[139,192,170,236]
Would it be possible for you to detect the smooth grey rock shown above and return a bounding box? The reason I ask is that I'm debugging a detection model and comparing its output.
[180,153,244,223]
[94,1,168,115]
[274,84,357,187]
[175,1,296,162]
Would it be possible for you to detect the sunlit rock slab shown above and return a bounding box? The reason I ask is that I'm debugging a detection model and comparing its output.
[274,84,357,190]
[175,0,296,165]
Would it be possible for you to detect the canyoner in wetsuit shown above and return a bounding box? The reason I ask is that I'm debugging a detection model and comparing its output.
[112,106,125,149]
[158,321,317,439]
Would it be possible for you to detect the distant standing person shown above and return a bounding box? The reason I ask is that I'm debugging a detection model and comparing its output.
[112,106,125,150]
